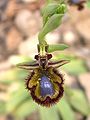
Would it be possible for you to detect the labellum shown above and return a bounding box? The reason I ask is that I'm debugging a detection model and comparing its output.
[17,45,69,107]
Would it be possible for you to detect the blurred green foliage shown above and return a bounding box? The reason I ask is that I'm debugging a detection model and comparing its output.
[62,59,87,76]
[87,0,90,8]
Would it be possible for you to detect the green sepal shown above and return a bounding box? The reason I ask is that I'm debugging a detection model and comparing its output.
[48,44,69,53]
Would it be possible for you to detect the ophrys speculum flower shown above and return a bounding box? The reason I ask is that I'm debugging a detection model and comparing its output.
[17,45,69,107]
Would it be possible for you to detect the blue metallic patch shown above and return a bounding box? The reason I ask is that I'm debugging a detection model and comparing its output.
[40,75,54,97]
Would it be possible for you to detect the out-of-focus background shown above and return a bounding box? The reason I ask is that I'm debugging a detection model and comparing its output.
[0,0,90,120]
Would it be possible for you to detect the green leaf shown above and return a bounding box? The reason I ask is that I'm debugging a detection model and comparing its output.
[0,68,27,85]
[0,101,6,114]
[87,1,90,8]
[15,100,38,118]
[0,69,18,85]
[62,59,87,75]
[38,14,64,41]
[57,97,75,120]
[40,106,60,120]
[53,53,76,61]
[15,69,28,81]
[48,44,69,52]
[66,89,90,115]
[6,85,30,113]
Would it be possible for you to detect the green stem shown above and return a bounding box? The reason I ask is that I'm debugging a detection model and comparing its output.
[38,0,66,55]
[38,32,48,56]
[38,34,47,46]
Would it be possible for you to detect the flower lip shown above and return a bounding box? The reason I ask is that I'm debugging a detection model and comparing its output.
[17,52,69,107]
